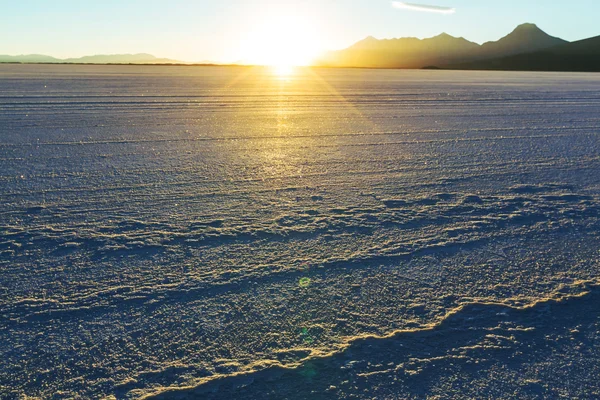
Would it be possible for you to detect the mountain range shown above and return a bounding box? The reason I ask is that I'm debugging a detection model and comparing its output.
[2,24,599,72]
[317,23,600,72]
[0,53,181,64]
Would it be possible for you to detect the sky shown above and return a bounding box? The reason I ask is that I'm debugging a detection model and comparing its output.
[1,0,599,63]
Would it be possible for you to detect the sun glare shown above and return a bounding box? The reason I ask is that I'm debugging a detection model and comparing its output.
[272,64,295,77]
[240,10,322,69]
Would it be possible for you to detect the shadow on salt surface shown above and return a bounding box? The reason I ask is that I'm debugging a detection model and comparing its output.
[150,282,600,400]
[509,183,575,194]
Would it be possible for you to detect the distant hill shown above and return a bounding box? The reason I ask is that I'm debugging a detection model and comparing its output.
[316,23,579,71]
[0,53,181,64]
[448,35,600,72]
[0,54,62,63]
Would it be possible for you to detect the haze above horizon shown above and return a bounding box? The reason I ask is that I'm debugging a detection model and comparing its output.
[2,0,599,66]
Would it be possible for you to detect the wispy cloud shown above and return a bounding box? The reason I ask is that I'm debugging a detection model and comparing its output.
[391,2,456,14]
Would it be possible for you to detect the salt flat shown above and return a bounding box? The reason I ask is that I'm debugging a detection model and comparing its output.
[1,65,600,399]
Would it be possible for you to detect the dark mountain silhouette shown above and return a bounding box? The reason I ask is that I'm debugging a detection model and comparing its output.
[318,33,480,69]
[0,53,181,64]
[448,35,600,72]
[477,23,567,59]
[316,23,576,70]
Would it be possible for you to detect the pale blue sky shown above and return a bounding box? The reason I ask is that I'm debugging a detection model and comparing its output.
[1,0,599,62]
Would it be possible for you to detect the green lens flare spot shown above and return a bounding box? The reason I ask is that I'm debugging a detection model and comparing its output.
[299,277,311,288]
[299,363,318,379]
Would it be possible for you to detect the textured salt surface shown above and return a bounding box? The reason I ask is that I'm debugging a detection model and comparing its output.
[1,65,600,399]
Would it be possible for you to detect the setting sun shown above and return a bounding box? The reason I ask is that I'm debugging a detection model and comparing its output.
[271,64,295,77]
[240,11,322,67]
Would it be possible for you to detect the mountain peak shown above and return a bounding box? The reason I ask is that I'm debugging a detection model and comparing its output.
[478,22,567,58]
[509,23,549,37]
[501,23,566,43]
[514,23,540,31]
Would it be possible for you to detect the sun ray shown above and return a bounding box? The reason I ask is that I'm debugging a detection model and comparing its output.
[305,68,380,133]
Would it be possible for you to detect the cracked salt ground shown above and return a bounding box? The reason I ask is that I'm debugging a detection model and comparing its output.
[1,65,600,399]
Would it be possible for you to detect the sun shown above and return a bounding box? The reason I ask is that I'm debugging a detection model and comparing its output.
[240,10,322,70]
[272,64,295,77]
